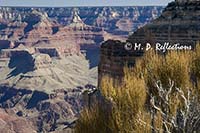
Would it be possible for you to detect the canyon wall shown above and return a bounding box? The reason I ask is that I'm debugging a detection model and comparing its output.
[0,6,163,68]
[0,6,164,132]
[99,1,200,83]
[0,6,163,34]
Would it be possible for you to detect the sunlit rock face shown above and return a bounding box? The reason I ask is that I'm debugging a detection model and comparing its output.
[0,6,163,45]
[0,6,163,68]
[0,6,164,132]
[0,45,97,132]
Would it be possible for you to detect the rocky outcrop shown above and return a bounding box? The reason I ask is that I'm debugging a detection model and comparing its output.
[98,0,200,82]
[35,47,61,58]
[0,109,36,133]
[98,40,143,83]
[0,9,81,58]
[128,1,200,48]
[0,49,96,90]
[0,48,97,132]
[0,86,88,132]
[32,54,52,70]
[0,45,34,58]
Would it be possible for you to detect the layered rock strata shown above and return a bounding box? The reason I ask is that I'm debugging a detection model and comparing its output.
[99,0,200,83]
[0,47,97,132]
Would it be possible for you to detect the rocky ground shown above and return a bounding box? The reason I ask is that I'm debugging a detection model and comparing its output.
[0,109,36,133]
[0,47,97,132]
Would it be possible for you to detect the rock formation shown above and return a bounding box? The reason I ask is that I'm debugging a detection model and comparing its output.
[98,40,143,83]
[0,6,163,68]
[0,109,36,133]
[128,1,200,47]
[0,6,163,132]
[0,7,163,29]
[99,0,200,83]
[0,9,81,58]
[0,45,97,132]
[0,6,163,44]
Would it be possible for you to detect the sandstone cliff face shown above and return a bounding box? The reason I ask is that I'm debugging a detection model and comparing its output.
[99,1,200,82]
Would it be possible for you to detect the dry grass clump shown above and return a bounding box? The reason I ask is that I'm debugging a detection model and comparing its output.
[141,50,192,94]
[189,44,200,99]
[192,45,200,76]
[76,44,200,133]
[75,105,111,133]
[75,71,150,133]
[106,71,147,132]
[191,45,200,87]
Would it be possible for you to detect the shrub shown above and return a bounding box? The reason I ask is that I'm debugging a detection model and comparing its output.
[75,71,150,133]
[141,50,192,95]
[76,46,200,133]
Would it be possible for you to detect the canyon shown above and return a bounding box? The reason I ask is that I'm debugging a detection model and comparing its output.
[0,6,163,67]
[0,6,163,132]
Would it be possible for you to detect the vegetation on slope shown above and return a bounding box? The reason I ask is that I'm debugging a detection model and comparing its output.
[76,46,200,133]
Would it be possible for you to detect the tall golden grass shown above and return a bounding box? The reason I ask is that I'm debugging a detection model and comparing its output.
[75,45,200,133]
[76,74,151,133]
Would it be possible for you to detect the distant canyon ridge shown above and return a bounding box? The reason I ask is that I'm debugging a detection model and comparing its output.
[0,6,163,67]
